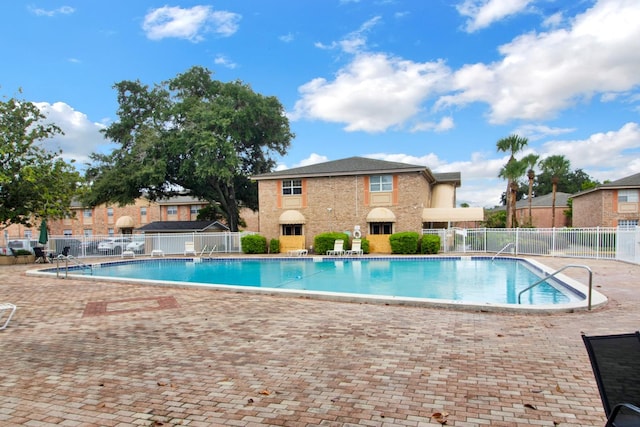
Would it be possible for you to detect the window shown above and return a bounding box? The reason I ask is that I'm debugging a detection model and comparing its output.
[167,206,178,215]
[370,175,393,192]
[140,207,147,217]
[619,220,639,229]
[83,229,92,237]
[190,205,201,215]
[24,230,32,239]
[107,207,114,217]
[83,209,92,218]
[282,224,303,235]
[64,230,73,236]
[108,228,114,236]
[282,179,302,195]
[370,222,393,235]
[618,190,639,203]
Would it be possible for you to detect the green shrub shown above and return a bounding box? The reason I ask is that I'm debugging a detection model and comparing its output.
[389,231,420,254]
[360,238,370,254]
[314,232,349,254]
[269,238,280,254]
[421,235,440,254]
[241,234,267,254]
[11,249,32,256]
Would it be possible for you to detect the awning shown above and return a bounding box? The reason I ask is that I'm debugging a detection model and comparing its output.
[366,207,396,222]
[279,210,306,224]
[422,207,484,222]
[115,215,135,229]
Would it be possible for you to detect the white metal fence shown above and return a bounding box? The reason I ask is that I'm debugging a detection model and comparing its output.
[422,227,640,264]
[3,228,639,264]
[1,232,247,258]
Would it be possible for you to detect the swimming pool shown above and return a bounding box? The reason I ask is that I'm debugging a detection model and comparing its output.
[30,256,606,312]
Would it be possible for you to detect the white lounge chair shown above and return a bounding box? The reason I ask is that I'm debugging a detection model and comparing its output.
[184,241,197,256]
[287,248,308,256]
[0,303,17,330]
[326,239,345,256]
[345,239,363,256]
[121,250,135,258]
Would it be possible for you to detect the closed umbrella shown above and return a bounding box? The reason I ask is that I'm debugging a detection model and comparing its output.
[38,219,48,245]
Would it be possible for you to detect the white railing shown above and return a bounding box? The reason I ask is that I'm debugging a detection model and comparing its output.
[422,227,639,263]
[2,227,638,264]
[7,232,248,258]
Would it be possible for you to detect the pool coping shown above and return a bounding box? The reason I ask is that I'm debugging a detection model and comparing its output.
[26,255,608,313]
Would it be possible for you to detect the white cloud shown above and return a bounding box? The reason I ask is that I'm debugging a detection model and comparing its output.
[512,124,575,141]
[542,11,564,29]
[28,5,75,17]
[214,54,237,69]
[411,116,455,133]
[366,152,443,168]
[34,102,112,167]
[291,53,451,132]
[276,153,329,170]
[142,6,241,42]
[279,33,295,43]
[541,122,640,173]
[314,16,381,54]
[456,0,534,32]
[439,0,640,123]
[295,153,330,167]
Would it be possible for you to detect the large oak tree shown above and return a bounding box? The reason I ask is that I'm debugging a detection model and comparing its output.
[0,94,80,229]
[85,66,294,231]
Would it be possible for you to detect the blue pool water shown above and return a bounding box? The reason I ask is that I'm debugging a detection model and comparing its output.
[76,257,583,306]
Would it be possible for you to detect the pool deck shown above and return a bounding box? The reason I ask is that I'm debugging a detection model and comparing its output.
[1,256,638,426]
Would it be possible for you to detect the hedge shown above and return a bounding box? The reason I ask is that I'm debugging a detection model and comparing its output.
[421,234,440,254]
[241,234,268,254]
[389,231,420,254]
[269,238,280,254]
[313,232,350,255]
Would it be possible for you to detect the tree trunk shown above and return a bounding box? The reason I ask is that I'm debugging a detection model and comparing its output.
[505,181,513,228]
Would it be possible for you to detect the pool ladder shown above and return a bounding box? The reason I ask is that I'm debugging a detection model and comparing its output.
[54,255,93,278]
[517,264,593,310]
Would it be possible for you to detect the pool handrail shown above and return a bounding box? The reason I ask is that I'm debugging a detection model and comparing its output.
[492,242,515,261]
[518,264,593,310]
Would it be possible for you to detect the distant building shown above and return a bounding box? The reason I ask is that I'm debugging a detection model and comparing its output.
[514,192,571,228]
[572,172,640,228]
[2,195,258,243]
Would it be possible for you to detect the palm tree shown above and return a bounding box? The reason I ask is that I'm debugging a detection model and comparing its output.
[499,159,527,228]
[539,155,571,228]
[496,135,529,228]
[521,153,539,226]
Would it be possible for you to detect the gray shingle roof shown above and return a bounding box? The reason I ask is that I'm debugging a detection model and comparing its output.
[252,156,460,185]
[600,172,640,188]
[252,157,426,178]
[515,192,571,208]
[136,221,229,232]
[572,171,640,198]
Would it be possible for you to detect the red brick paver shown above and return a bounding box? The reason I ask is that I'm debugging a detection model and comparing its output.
[0,257,638,426]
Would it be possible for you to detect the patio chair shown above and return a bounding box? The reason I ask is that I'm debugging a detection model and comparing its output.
[345,238,363,256]
[184,241,197,256]
[287,248,308,257]
[326,239,345,256]
[33,247,48,263]
[0,303,17,330]
[582,331,640,427]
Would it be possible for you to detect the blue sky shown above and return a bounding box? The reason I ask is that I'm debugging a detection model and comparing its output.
[2,0,640,207]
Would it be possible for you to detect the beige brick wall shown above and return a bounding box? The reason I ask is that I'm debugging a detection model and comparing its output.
[572,191,604,227]
[257,172,432,252]
[515,206,570,228]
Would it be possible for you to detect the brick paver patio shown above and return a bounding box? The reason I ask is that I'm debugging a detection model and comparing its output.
[1,256,638,426]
